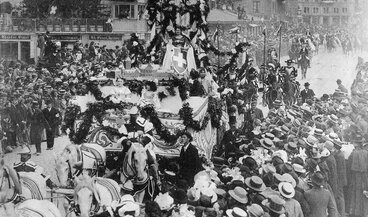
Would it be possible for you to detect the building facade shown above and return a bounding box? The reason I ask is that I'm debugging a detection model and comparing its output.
[0,0,149,63]
[297,0,354,26]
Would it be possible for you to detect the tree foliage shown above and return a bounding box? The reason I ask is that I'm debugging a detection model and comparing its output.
[22,0,108,18]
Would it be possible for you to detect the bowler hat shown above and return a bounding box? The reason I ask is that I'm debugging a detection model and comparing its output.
[304,82,310,86]
[311,171,325,186]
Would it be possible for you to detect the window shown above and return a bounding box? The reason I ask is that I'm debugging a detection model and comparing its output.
[304,7,310,13]
[342,8,347,13]
[115,4,135,19]
[313,7,319,13]
[253,1,260,13]
[323,7,329,13]
[334,8,339,13]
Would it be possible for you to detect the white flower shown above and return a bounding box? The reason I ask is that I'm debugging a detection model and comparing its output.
[133,41,138,46]
[231,48,236,54]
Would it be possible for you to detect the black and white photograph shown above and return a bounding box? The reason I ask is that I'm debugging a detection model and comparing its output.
[0,0,367,216]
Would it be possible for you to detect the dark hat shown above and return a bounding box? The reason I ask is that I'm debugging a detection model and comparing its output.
[272,155,284,166]
[245,176,266,192]
[281,163,294,174]
[311,171,325,186]
[229,115,237,124]
[261,196,285,214]
[172,189,188,204]
[304,82,310,86]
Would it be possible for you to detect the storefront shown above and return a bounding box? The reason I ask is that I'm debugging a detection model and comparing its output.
[0,34,33,63]
[50,34,81,48]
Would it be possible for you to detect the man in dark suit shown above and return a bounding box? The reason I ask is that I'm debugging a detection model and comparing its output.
[304,171,337,217]
[42,99,60,150]
[221,117,242,158]
[300,82,315,103]
[332,140,347,217]
[178,132,201,185]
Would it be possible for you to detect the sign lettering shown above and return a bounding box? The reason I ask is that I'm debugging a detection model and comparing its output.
[89,35,123,41]
[51,35,81,41]
[0,35,31,40]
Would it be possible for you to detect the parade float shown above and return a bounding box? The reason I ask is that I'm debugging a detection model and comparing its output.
[63,60,227,160]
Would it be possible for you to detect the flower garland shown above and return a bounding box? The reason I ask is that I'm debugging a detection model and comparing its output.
[141,105,179,143]
[70,100,134,144]
[178,102,210,131]
[67,81,222,145]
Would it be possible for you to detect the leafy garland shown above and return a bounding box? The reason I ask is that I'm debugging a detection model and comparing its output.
[66,82,222,145]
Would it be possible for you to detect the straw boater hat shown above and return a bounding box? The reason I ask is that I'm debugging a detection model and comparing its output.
[246,204,264,217]
[284,142,298,153]
[303,135,318,147]
[262,196,285,214]
[245,176,266,192]
[328,114,339,124]
[314,129,324,137]
[278,182,295,199]
[281,173,296,188]
[228,187,248,204]
[226,207,248,217]
[260,138,275,150]
[292,163,306,174]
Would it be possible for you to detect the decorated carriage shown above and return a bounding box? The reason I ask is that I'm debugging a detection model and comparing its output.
[64,65,226,161]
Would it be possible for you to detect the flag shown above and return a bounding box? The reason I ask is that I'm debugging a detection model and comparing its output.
[212,27,219,42]
[50,5,57,15]
[150,23,156,41]
[274,23,282,36]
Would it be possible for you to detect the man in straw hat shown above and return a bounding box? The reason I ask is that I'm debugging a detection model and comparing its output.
[304,171,337,217]
[278,182,303,217]
[228,186,248,211]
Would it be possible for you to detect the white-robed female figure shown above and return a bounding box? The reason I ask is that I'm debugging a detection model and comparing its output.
[162,26,197,76]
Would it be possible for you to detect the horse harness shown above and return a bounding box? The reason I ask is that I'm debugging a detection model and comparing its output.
[70,188,100,217]
[0,168,19,204]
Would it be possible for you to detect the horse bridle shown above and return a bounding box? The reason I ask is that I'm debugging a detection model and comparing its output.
[71,186,100,217]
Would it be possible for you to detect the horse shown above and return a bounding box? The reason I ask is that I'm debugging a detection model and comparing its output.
[288,41,300,62]
[0,158,22,204]
[18,172,47,200]
[279,69,300,106]
[73,174,121,217]
[0,199,62,217]
[55,143,106,188]
[298,52,309,79]
[120,143,154,203]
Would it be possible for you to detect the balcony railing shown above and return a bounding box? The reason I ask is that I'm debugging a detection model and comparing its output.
[0,18,147,33]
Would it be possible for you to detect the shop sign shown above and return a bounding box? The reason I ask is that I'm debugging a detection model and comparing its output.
[89,35,123,41]
[0,35,31,40]
[51,35,81,41]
